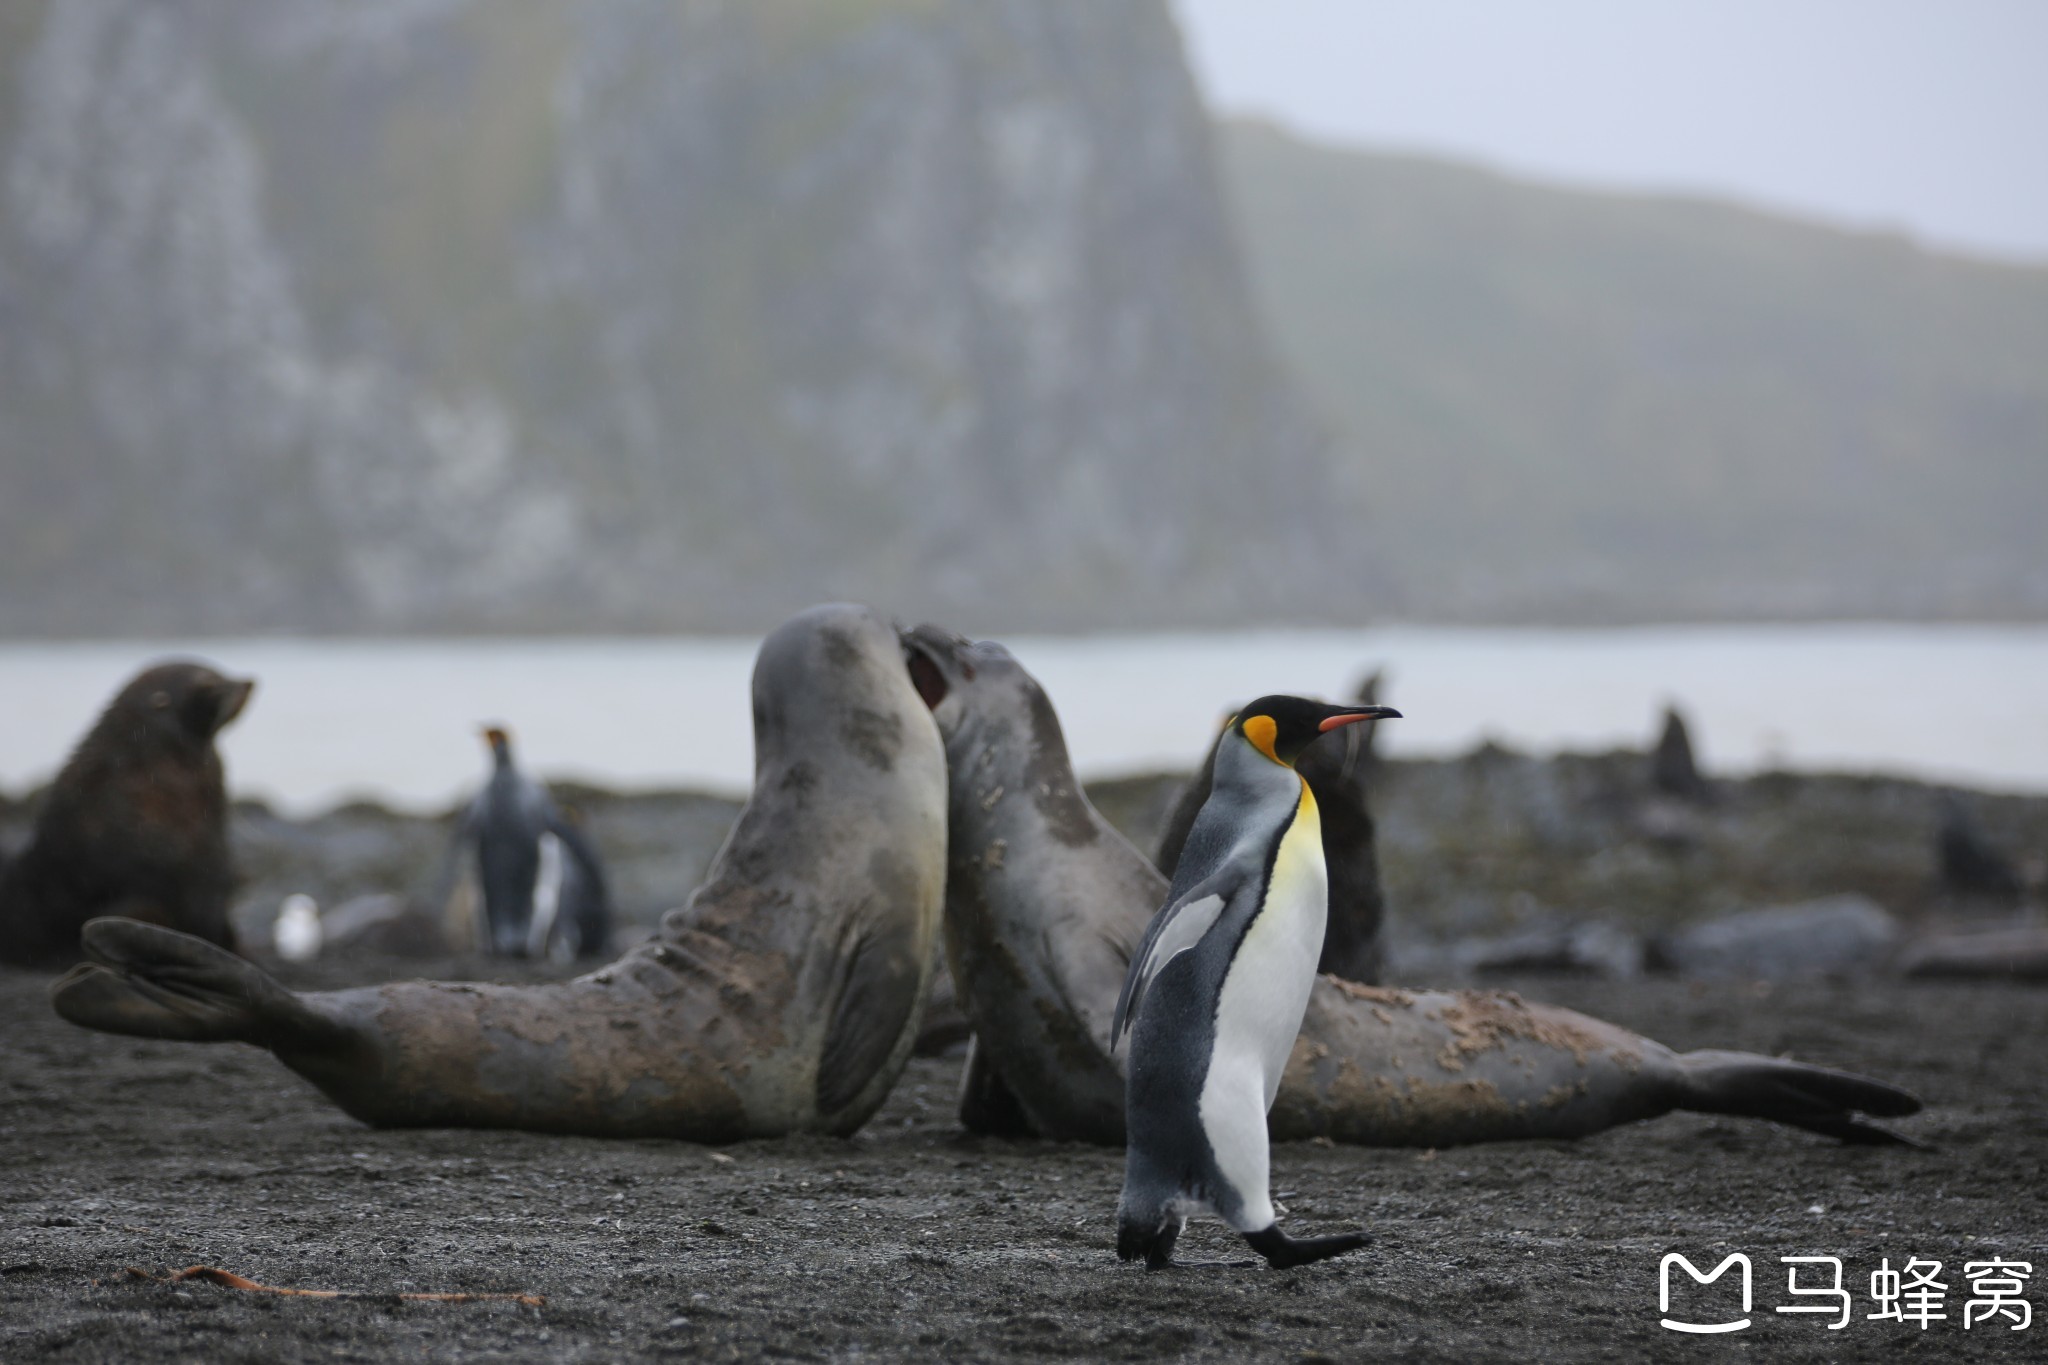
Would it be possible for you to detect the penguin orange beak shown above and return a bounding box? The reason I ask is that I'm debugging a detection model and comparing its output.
[1318,706,1401,732]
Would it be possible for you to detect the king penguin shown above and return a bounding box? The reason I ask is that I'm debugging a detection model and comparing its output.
[1112,694,1401,1270]
[448,726,614,959]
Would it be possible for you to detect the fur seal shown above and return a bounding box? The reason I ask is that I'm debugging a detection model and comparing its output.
[1935,793,2022,901]
[1650,705,1710,801]
[1153,698,1387,984]
[52,605,947,1142]
[0,661,253,968]
[900,625,1922,1148]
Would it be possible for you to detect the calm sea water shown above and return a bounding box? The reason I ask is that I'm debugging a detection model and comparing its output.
[2,624,2043,815]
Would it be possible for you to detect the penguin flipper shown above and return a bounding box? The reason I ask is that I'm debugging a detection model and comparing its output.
[545,812,611,902]
[545,814,613,958]
[1110,874,1237,1047]
[1673,1049,1925,1146]
[51,917,336,1048]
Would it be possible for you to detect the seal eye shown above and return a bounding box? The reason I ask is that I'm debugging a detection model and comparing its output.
[150,691,171,709]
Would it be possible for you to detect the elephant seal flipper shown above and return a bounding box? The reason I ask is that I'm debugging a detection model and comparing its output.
[815,916,927,1117]
[1672,1049,1923,1146]
[958,1036,1038,1136]
[55,917,341,1049]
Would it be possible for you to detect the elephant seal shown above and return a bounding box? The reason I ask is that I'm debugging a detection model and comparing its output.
[53,605,947,1142]
[900,625,1921,1148]
[0,661,253,968]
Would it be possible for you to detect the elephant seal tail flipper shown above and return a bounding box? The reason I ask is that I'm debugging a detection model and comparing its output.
[52,917,340,1048]
[1673,1049,1926,1146]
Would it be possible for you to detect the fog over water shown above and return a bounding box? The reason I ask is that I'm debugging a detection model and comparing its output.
[2,625,2043,815]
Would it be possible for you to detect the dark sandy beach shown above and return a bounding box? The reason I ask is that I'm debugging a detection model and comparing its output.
[4,955,2043,1363]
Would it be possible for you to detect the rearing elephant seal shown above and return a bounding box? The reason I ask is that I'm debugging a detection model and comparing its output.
[53,605,947,1142]
[901,625,1920,1148]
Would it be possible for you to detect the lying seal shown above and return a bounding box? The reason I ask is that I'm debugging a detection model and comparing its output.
[1897,925,2048,981]
[53,605,947,1142]
[901,625,1921,1148]
[0,661,253,968]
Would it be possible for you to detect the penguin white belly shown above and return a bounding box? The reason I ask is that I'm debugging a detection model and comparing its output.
[1223,800,1328,1104]
[526,832,565,958]
[1197,800,1327,1229]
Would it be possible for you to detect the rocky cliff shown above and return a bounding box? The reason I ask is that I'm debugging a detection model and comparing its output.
[1221,120,2048,623]
[0,0,1346,635]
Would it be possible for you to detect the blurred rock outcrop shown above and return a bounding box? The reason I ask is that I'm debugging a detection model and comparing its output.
[0,0,1350,634]
[1222,118,2048,624]
[1645,895,1898,981]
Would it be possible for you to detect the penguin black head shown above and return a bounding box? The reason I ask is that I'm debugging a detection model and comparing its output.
[1231,695,1401,767]
[479,725,514,764]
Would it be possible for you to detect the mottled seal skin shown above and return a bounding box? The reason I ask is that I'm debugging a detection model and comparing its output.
[902,625,1921,1148]
[0,661,253,968]
[53,605,947,1142]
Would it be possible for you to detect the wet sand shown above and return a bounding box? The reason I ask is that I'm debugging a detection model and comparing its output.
[3,960,2043,1362]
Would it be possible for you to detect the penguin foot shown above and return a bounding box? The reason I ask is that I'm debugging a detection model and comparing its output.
[1117,1214,1182,1269]
[1243,1225,1372,1270]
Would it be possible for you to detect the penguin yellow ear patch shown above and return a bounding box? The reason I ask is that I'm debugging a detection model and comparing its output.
[1242,714,1280,763]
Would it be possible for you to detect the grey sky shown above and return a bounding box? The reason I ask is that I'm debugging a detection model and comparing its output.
[1173,0,2048,263]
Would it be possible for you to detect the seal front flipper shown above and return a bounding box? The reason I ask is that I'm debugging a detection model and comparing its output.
[1673,1049,1925,1146]
[52,918,342,1049]
[815,914,929,1128]
[957,1035,1039,1137]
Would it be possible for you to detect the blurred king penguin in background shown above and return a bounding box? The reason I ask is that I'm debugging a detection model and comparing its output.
[444,725,612,960]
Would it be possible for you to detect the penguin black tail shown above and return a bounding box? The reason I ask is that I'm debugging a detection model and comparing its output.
[1673,1049,1925,1146]
[1243,1225,1371,1270]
